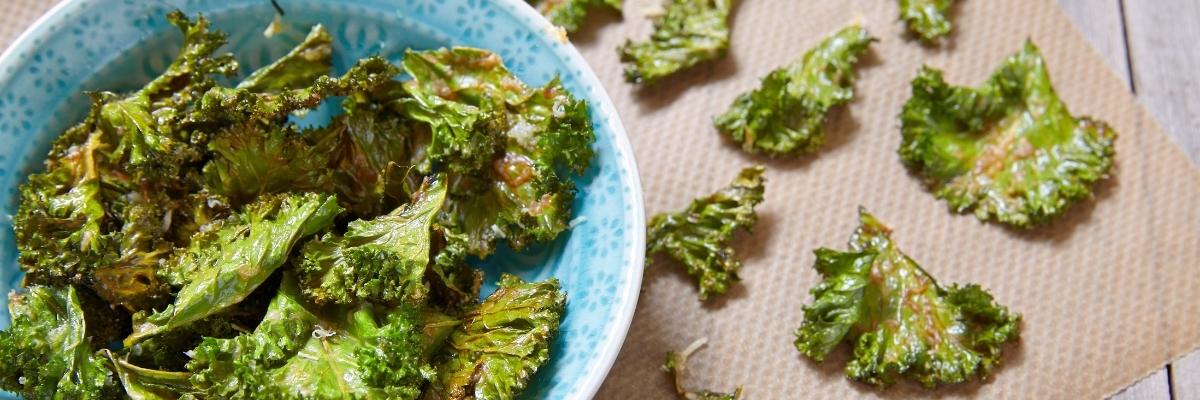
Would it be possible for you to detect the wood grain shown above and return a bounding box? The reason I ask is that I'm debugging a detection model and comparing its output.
[1060,0,1200,398]
[0,1,1195,398]
[1108,370,1173,400]
[1174,353,1200,399]
[1123,0,1200,164]
[1056,0,1131,85]
[1121,0,1200,397]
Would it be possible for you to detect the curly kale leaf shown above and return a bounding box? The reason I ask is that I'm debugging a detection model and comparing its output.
[98,93,199,183]
[14,125,119,285]
[90,194,176,313]
[202,122,335,207]
[900,0,954,42]
[101,350,194,400]
[298,175,447,305]
[13,11,235,293]
[237,25,333,92]
[97,10,238,181]
[399,48,507,174]
[663,338,742,400]
[321,92,427,217]
[402,48,595,257]
[122,316,239,373]
[793,209,1021,388]
[429,274,566,400]
[187,273,434,399]
[184,56,399,129]
[0,286,120,399]
[647,166,765,301]
[899,41,1117,228]
[426,228,485,309]
[716,25,874,155]
[528,0,622,33]
[618,0,732,84]
[141,11,240,104]
[126,193,342,346]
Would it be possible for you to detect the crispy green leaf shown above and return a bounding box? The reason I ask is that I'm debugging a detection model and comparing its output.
[793,209,1021,388]
[618,0,732,84]
[899,0,953,41]
[899,41,1117,227]
[527,0,622,33]
[202,122,335,207]
[663,338,743,400]
[126,193,342,346]
[13,11,236,291]
[399,48,507,174]
[184,56,400,129]
[99,93,198,182]
[426,228,485,309]
[122,316,240,373]
[97,10,238,182]
[716,25,874,155]
[14,126,118,286]
[102,350,194,400]
[321,92,427,217]
[646,166,765,300]
[187,273,434,399]
[0,286,120,399]
[237,25,333,92]
[142,11,240,102]
[402,48,594,258]
[429,274,566,400]
[298,175,448,305]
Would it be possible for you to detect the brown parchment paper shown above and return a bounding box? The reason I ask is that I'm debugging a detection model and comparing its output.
[564,1,1200,399]
[2,1,1199,399]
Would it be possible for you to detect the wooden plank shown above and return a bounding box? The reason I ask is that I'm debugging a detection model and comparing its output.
[1054,2,1175,399]
[1118,0,1200,397]
[1174,353,1200,399]
[1056,0,1132,85]
[1123,0,1200,164]
[1107,370,1173,400]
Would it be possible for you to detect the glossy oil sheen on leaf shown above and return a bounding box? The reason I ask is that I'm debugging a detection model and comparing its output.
[646,166,765,301]
[716,25,874,155]
[430,274,566,400]
[126,193,342,346]
[401,48,594,258]
[12,11,237,300]
[899,41,1117,227]
[0,286,120,399]
[186,273,434,400]
[618,0,732,84]
[899,0,954,41]
[793,209,1021,388]
[298,175,448,305]
[527,0,622,33]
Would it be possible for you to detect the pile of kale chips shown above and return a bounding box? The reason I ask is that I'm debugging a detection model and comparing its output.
[0,11,594,400]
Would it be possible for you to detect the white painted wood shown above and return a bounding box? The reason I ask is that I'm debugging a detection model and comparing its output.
[1123,0,1200,164]
[1173,352,1200,400]
[1056,0,1131,84]
[1058,2,1191,399]
[0,1,1194,398]
[1107,369,1173,400]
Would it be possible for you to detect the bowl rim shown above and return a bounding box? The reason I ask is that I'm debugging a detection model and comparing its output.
[0,1,646,399]
[493,2,646,398]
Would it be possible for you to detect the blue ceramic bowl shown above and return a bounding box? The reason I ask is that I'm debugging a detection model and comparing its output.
[0,0,644,398]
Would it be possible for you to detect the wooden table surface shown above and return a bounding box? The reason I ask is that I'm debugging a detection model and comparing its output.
[1059,1,1200,399]
[0,1,1195,398]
